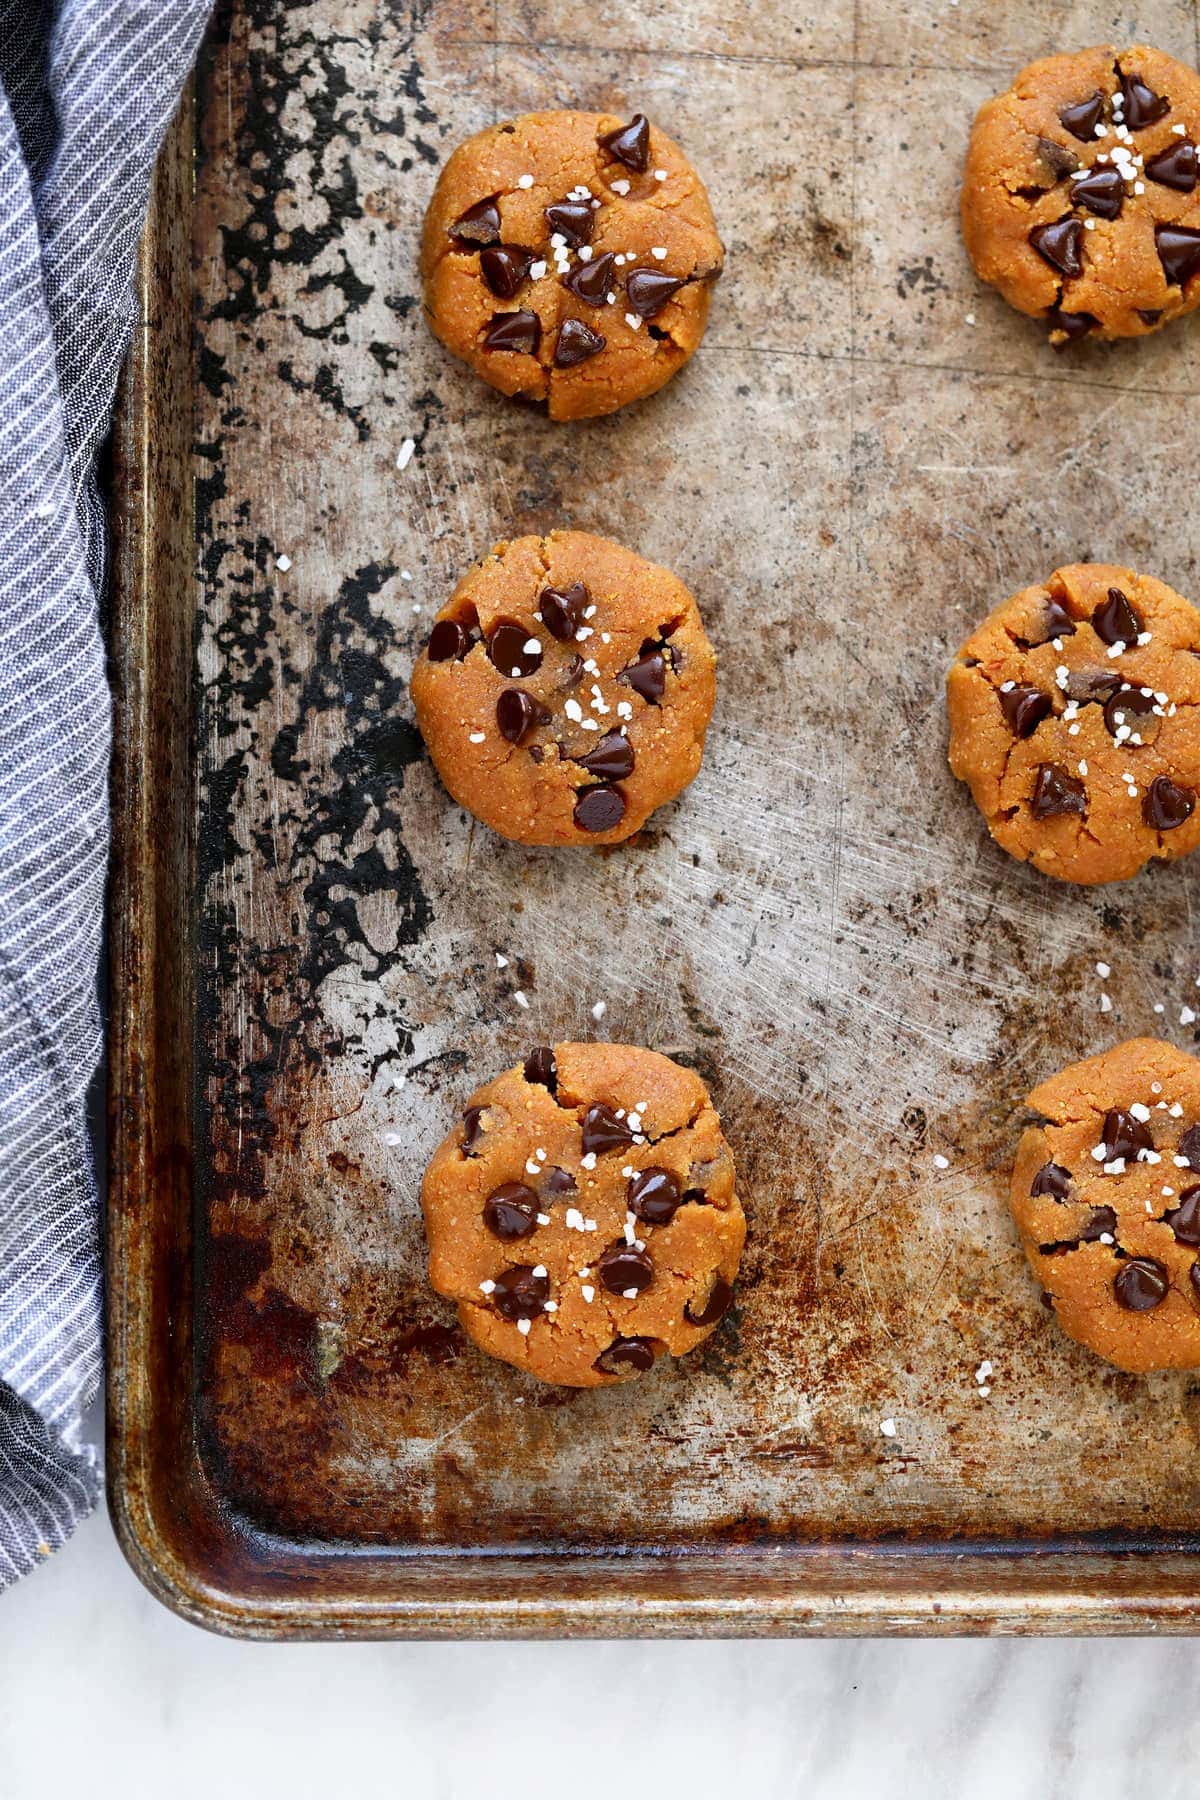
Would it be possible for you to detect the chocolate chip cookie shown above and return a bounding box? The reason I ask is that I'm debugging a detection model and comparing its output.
[962,46,1200,343]
[410,530,716,846]
[946,563,1200,884]
[421,1043,745,1387]
[420,110,724,419]
[1013,1038,1200,1371]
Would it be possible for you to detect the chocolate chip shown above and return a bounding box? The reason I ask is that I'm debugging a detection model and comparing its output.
[1059,91,1106,141]
[1103,685,1159,745]
[1114,1257,1169,1311]
[1065,667,1120,704]
[1101,1107,1153,1162]
[580,1102,635,1156]
[1156,224,1200,287]
[1137,308,1164,326]
[1031,1161,1072,1198]
[563,251,616,306]
[544,200,595,247]
[1092,587,1142,646]
[427,618,472,662]
[496,687,551,745]
[554,318,606,367]
[627,1166,682,1225]
[1029,216,1084,277]
[542,1165,577,1197]
[1119,69,1170,129]
[487,621,543,678]
[625,267,684,318]
[1030,763,1086,820]
[483,1183,539,1241]
[1047,307,1099,341]
[462,1105,486,1151]
[594,1334,657,1375]
[1191,1265,1200,1309]
[617,649,666,702]
[577,730,635,779]
[684,1275,733,1328]
[559,652,585,690]
[1036,136,1081,180]
[491,1264,550,1321]
[599,113,650,172]
[1165,1185,1200,1245]
[1178,1126,1200,1168]
[573,784,626,832]
[597,1242,654,1295]
[449,197,501,245]
[1069,165,1125,218]
[480,244,534,298]
[1145,139,1198,192]
[540,582,588,641]
[1042,596,1077,639]
[999,683,1053,738]
[523,1045,557,1090]
[482,309,541,354]
[1144,775,1195,832]
[1081,1205,1119,1242]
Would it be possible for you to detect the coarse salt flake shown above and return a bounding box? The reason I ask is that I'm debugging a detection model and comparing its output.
[517,173,534,189]
[880,1418,897,1438]
[396,438,416,471]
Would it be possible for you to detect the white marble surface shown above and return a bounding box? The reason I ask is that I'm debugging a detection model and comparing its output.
[0,1504,1197,1799]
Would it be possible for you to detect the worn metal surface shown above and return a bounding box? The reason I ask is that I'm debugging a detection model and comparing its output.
[109,0,1200,1633]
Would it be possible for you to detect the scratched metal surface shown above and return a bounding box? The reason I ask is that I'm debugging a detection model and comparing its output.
[195,0,1200,1548]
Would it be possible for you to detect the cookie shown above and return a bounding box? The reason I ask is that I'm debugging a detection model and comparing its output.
[421,1042,745,1388]
[410,530,716,847]
[420,110,724,419]
[1012,1038,1200,1372]
[946,563,1200,884]
[962,46,1200,343]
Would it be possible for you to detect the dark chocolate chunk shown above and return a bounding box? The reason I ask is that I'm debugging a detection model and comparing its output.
[580,1102,636,1156]
[1144,775,1195,832]
[1092,587,1142,646]
[488,621,543,678]
[462,1105,486,1151]
[597,1242,655,1296]
[1029,216,1084,277]
[617,648,666,702]
[1114,1257,1169,1311]
[1145,139,1198,192]
[491,1264,550,1321]
[1156,224,1200,287]
[483,1183,539,1241]
[1042,596,1077,639]
[1103,685,1159,745]
[1036,136,1081,180]
[1047,306,1099,341]
[1081,1205,1119,1242]
[1069,164,1125,218]
[449,197,501,245]
[627,1165,682,1225]
[684,1275,734,1328]
[1119,69,1170,129]
[625,267,685,318]
[496,687,551,745]
[1178,1126,1200,1168]
[540,582,588,641]
[1065,666,1120,704]
[594,1334,657,1375]
[554,318,606,367]
[427,618,472,662]
[542,1165,577,1197]
[1030,763,1087,820]
[1059,91,1106,141]
[559,653,585,689]
[1165,1185,1200,1245]
[1031,1161,1072,1199]
[482,309,541,354]
[577,730,635,779]
[563,251,616,305]
[480,244,534,298]
[523,1045,557,1090]
[573,784,626,832]
[1137,308,1164,326]
[1191,1265,1200,1309]
[1101,1107,1153,1162]
[999,683,1053,738]
[544,200,595,247]
[599,113,651,172]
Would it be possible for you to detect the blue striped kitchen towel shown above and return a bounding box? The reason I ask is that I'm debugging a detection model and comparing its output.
[0,0,210,1590]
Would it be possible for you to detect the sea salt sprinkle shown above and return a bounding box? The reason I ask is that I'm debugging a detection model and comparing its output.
[879,1418,897,1438]
[275,553,291,572]
[396,437,416,471]
[933,1153,949,1169]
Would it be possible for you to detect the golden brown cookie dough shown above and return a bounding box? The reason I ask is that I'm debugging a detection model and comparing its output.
[963,45,1200,343]
[421,1042,745,1387]
[420,110,724,419]
[410,530,716,847]
[947,563,1200,884]
[1012,1038,1200,1372]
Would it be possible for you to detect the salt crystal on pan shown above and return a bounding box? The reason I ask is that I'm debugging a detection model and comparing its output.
[592,1000,607,1020]
[1096,962,1110,979]
[1100,994,1112,1013]
[396,438,416,470]
[276,553,292,571]
[880,1418,897,1438]
[514,990,529,1009]
[384,1132,401,1146]
[933,1153,949,1169]
[1184,1007,1197,1026]
[496,952,508,968]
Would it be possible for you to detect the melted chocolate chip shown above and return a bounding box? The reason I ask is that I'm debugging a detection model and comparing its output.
[496,687,551,745]
[625,267,685,318]
[462,1105,486,1151]
[1191,1265,1200,1309]
[1178,1126,1200,1168]
[491,1264,550,1321]
[599,113,650,172]
[544,200,595,247]
[1144,775,1195,832]
[487,622,543,678]
[1047,306,1099,341]
[617,648,666,702]
[1042,596,1077,639]
[580,1102,636,1156]
[1036,136,1081,180]
[1029,216,1084,277]
[523,1045,557,1091]
[554,318,606,367]
[1103,685,1159,745]
[999,683,1053,738]
[1101,1107,1153,1162]
[480,244,534,298]
[1145,139,1198,192]
[594,1335,657,1375]
[427,618,472,662]
[1081,1205,1119,1241]
[540,582,588,641]
[1069,165,1125,218]
[483,1183,539,1241]
[1092,587,1142,646]
[577,730,635,779]
[449,197,501,245]
[573,784,626,832]
[1031,1161,1072,1199]
[1065,666,1120,704]
[627,1166,682,1225]
[563,251,616,305]
[597,1242,655,1295]
[482,309,541,354]
[1059,91,1106,141]
[542,1165,576,1197]
[1120,69,1170,129]
[1156,224,1200,287]
[1165,1185,1200,1245]
[684,1275,734,1328]
[1030,763,1087,820]
[1114,1257,1169,1311]
[1137,307,1164,327]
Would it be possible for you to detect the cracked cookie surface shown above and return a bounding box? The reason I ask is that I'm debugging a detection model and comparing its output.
[946,563,1200,884]
[962,45,1200,342]
[420,109,724,419]
[421,1042,745,1387]
[1013,1038,1200,1371]
[410,530,716,847]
